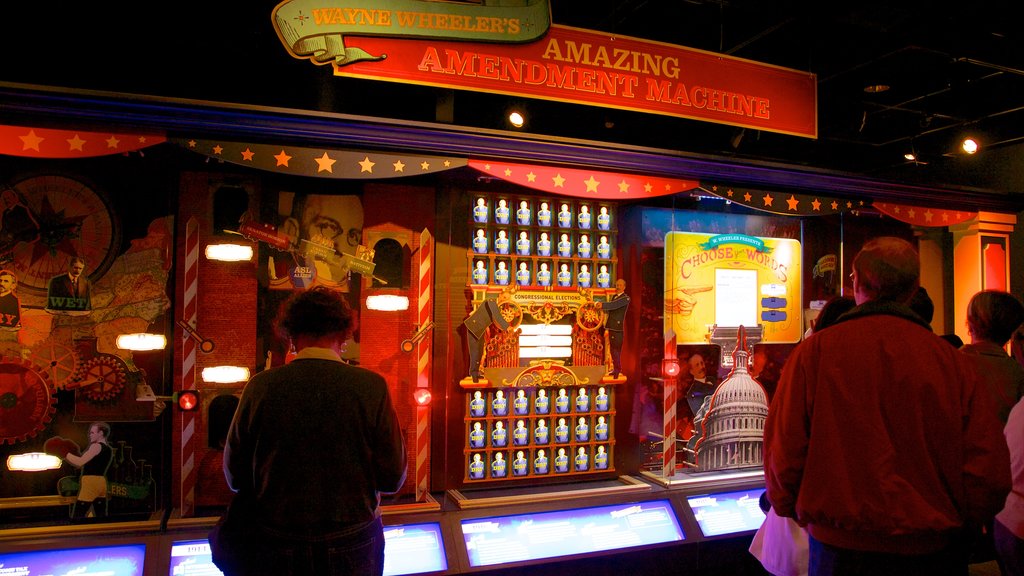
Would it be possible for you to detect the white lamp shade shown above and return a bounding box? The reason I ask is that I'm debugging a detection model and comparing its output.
[202,366,250,383]
[205,244,254,261]
[116,333,168,351]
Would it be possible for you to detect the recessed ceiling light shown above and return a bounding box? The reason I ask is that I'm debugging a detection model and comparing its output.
[863,84,890,93]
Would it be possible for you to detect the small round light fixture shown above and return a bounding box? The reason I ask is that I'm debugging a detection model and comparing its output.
[413,388,432,406]
[904,152,917,161]
[961,137,980,154]
[508,110,525,128]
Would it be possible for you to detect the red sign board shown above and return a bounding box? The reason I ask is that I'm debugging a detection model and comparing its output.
[334,24,817,138]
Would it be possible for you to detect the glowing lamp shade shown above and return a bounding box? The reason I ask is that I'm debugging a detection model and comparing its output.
[413,388,432,406]
[508,111,525,128]
[205,244,254,262]
[201,366,250,383]
[662,358,681,378]
[366,294,410,311]
[961,138,980,154]
[8,452,63,472]
[116,333,167,351]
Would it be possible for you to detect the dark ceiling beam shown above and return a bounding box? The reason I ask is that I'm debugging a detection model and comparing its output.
[1,81,1020,213]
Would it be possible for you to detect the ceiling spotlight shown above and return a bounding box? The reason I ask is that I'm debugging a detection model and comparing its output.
[961,137,980,154]
[508,110,525,128]
[863,83,890,94]
[904,152,917,161]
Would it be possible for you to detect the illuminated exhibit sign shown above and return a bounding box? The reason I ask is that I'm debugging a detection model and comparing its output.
[327,24,816,138]
[664,232,802,344]
[169,540,219,575]
[0,544,147,575]
[687,488,767,537]
[460,500,685,567]
[383,522,448,575]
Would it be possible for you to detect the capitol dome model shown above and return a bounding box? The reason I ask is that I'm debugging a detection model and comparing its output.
[695,326,769,471]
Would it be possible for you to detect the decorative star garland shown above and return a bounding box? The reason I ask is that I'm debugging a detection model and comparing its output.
[172,138,467,178]
[0,124,165,158]
[701,184,857,216]
[468,159,699,199]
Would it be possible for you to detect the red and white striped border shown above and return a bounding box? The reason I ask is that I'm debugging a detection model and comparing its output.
[415,229,433,501]
[180,217,199,517]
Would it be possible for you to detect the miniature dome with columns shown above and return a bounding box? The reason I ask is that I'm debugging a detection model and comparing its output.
[695,326,770,471]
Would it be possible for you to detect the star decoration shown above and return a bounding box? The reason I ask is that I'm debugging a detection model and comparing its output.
[484,163,492,170]
[274,150,292,167]
[831,201,839,210]
[526,172,537,182]
[444,160,451,167]
[138,136,148,143]
[241,148,255,161]
[504,168,512,177]
[420,161,430,170]
[316,152,338,173]
[942,213,949,222]
[726,189,735,197]
[786,195,799,210]
[393,160,405,172]
[552,173,566,187]
[907,208,916,218]
[744,192,753,202]
[28,195,87,267]
[924,210,933,222]
[357,156,374,173]
[762,193,774,207]
[67,134,86,151]
[188,140,198,148]
[618,180,630,193]
[644,182,653,193]
[212,145,224,155]
[106,136,120,149]
[584,176,600,192]
[20,129,43,151]
[811,198,821,211]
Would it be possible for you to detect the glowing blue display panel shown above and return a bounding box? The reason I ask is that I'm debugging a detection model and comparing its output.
[0,543,147,575]
[686,487,767,537]
[461,499,685,568]
[169,539,223,575]
[383,522,448,576]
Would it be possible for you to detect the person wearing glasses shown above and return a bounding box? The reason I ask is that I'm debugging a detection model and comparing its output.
[274,194,364,288]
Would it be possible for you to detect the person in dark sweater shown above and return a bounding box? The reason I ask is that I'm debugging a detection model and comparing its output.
[223,286,407,575]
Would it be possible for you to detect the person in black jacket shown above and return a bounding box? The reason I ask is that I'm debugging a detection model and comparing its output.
[222,287,407,575]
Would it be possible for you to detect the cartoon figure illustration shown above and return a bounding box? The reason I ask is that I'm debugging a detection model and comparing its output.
[557,233,572,258]
[534,418,549,444]
[472,260,488,285]
[577,264,592,288]
[491,421,507,447]
[534,389,550,414]
[537,232,552,256]
[600,279,631,378]
[513,420,529,446]
[595,387,609,411]
[555,448,569,473]
[597,264,611,288]
[516,200,531,225]
[537,262,552,287]
[575,446,589,471]
[576,388,590,412]
[494,229,509,254]
[494,198,510,224]
[595,415,609,440]
[46,256,92,314]
[469,390,485,417]
[537,201,552,226]
[513,389,529,415]
[557,263,572,287]
[513,450,529,476]
[534,449,549,474]
[578,205,592,229]
[469,421,485,448]
[491,452,506,478]
[597,235,611,259]
[472,229,488,254]
[516,262,531,286]
[516,231,531,256]
[555,388,570,413]
[0,269,23,330]
[554,417,569,443]
[594,445,609,469]
[492,389,508,416]
[578,234,591,258]
[557,203,572,228]
[494,261,510,286]
[469,453,485,479]
[597,206,611,230]
[60,422,114,520]
[575,416,589,441]
[473,197,488,223]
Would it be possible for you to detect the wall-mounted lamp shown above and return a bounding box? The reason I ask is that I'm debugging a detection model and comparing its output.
[116,333,167,351]
[201,366,250,384]
[205,244,254,262]
[366,294,410,312]
[7,452,63,472]
[413,388,432,406]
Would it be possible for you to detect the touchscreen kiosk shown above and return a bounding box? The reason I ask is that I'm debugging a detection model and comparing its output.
[0,543,147,576]
[169,539,223,575]
[383,521,448,576]
[686,487,767,537]
[460,499,684,568]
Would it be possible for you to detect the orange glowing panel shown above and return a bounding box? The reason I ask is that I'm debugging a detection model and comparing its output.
[983,239,1007,291]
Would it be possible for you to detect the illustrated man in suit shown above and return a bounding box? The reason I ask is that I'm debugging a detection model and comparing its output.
[46,256,91,313]
[0,269,22,330]
[599,279,630,378]
[464,300,510,381]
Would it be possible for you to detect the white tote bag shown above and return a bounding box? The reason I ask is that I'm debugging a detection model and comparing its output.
[749,508,809,576]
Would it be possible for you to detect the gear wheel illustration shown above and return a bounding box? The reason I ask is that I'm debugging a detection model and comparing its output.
[76,355,128,404]
[0,356,57,445]
[29,338,80,390]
